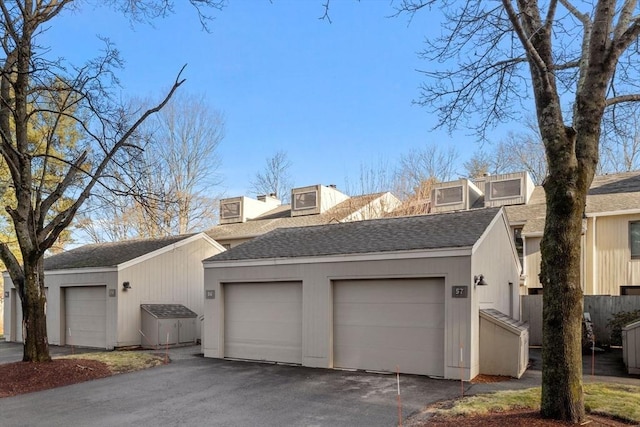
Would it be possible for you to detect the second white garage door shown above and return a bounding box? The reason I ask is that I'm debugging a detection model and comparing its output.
[65,286,107,348]
[224,281,302,364]
[333,278,445,376]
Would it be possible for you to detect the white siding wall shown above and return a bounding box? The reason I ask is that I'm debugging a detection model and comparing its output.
[470,213,521,375]
[118,237,221,346]
[595,214,640,295]
[524,236,542,290]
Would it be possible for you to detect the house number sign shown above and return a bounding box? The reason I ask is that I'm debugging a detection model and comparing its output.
[452,286,468,298]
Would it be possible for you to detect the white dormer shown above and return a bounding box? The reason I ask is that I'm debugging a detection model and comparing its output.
[430,179,483,213]
[290,184,349,217]
[482,172,535,207]
[219,194,281,224]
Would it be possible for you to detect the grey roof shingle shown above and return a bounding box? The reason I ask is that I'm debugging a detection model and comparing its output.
[44,234,195,271]
[205,192,391,241]
[206,207,501,262]
[141,304,197,319]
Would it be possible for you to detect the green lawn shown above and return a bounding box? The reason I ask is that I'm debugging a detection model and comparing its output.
[432,383,640,423]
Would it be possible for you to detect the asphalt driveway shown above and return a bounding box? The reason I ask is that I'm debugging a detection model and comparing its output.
[3,341,636,426]
[0,342,463,427]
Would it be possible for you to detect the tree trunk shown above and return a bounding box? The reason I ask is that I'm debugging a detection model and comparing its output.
[21,259,51,362]
[539,141,588,422]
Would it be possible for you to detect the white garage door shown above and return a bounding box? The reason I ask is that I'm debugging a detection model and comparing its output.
[224,282,302,364]
[333,278,445,376]
[65,286,107,348]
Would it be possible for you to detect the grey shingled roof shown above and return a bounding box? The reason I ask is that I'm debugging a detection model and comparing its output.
[141,304,197,319]
[44,234,195,271]
[206,207,501,262]
[206,192,391,241]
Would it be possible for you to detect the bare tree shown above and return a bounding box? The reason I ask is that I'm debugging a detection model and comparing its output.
[600,106,640,173]
[344,157,395,196]
[0,0,224,362]
[250,150,293,203]
[463,150,492,178]
[395,0,640,421]
[78,92,225,241]
[394,144,458,199]
[500,121,548,185]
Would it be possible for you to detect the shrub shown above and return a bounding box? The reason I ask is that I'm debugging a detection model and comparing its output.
[607,309,640,346]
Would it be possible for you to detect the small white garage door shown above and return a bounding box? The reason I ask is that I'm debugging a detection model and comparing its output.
[333,278,445,376]
[65,286,107,348]
[224,282,302,364]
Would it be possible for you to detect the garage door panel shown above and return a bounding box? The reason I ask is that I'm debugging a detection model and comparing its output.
[226,320,301,344]
[335,303,443,328]
[334,279,445,377]
[224,282,302,364]
[336,280,444,304]
[228,302,301,323]
[335,346,444,375]
[65,286,106,348]
[335,325,443,351]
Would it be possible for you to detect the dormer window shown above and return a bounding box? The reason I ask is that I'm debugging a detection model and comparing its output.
[221,201,241,219]
[293,190,317,210]
[490,179,522,199]
[434,186,463,206]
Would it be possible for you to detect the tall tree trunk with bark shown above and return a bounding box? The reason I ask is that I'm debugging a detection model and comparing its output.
[21,258,50,362]
[392,0,640,422]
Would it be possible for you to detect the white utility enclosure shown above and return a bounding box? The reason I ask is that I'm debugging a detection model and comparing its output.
[479,308,529,378]
[140,304,198,348]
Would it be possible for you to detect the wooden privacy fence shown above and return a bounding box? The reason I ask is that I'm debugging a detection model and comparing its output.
[521,295,640,346]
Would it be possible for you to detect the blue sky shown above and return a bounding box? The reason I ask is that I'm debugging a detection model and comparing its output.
[40,1,516,198]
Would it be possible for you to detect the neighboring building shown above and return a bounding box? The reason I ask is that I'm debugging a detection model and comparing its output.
[506,170,640,296]
[3,233,224,349]
[208,184,401,248]
[202,208,524,380]
[415,169,640,296]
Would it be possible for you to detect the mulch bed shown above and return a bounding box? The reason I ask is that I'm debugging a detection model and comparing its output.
[0,359,112,398]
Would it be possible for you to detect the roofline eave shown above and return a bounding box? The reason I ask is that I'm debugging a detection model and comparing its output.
[203,246,474,268]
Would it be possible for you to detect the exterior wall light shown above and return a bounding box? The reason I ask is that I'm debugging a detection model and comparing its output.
[474,274,488,288]
[122,281,131,291]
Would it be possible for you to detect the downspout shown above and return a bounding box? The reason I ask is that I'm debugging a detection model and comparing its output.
[508,281,514,318]
[592,216,597,294]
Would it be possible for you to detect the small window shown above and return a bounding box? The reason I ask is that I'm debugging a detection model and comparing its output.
[528,288,543,295]
[490,179,522,199]
[293,191,317,210]
[631,221,640,259]
[621,286,640,296]
[221,202,240,219]
[435,186,463,206]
